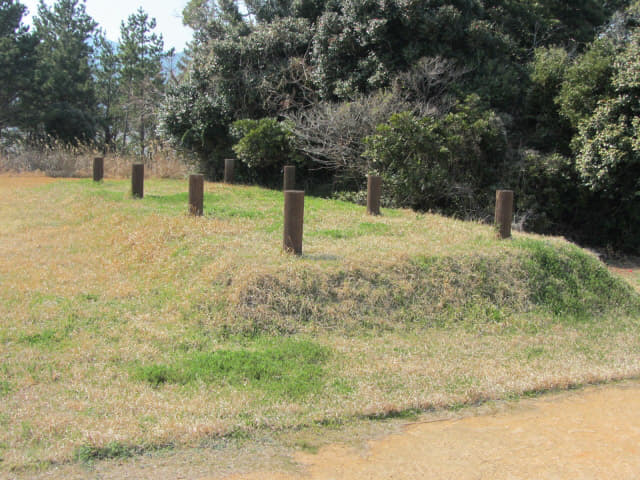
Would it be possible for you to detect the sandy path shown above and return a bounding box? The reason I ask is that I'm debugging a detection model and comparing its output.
[225,382,640,480]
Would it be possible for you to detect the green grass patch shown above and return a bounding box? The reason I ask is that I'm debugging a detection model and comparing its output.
[210,205,265,219]
[359,408,422,421]
[134,339,330,399]
[524,346,547,360]
[294,440,320,453]
[517,239,640,318]
[311,223,392,240]
[313,229,353,239]
[18,329,60,347]
[0,381,11,397]
[73,442,142,463]
[357,222,392,235]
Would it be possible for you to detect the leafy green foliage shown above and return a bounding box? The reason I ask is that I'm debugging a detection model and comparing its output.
[363,96,506,214]
[310,0,619,106]
[513,1,640,252]
[160,78,234,177]
[0,1,171,154]
[535,5,640,252]
[231,118,296,170]
[161,13,313,169]
[556,38,616,129]
[574,30,640,194]
[524,47,572,152]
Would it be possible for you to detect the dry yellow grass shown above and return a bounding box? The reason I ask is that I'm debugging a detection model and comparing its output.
[0,143,189,179]
[0,176,638,475]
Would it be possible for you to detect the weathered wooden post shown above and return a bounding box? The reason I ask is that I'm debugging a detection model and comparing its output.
[189,174,204,216]
[367,175,382,215]
[93,157,104,182]
[283,190,304,255]
[224,158,235,184]
[495,189,514,239]
[283,165,296,191]
[132,163,144,198]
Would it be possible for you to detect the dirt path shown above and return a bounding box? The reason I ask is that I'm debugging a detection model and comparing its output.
[224,382,640,480]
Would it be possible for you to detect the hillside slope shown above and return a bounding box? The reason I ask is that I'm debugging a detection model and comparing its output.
[0,177,638,472]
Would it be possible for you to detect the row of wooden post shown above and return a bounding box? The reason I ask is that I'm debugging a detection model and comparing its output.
[93,157,514,256]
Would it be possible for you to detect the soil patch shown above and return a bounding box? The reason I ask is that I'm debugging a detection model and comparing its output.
[225,381,640,480]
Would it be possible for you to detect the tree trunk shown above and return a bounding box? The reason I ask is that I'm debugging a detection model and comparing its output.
[122,112,129,152]
[104,125,113,154]
[139,117,145,158]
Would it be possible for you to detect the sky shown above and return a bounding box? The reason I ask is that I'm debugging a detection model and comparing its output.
[20,0,194,52]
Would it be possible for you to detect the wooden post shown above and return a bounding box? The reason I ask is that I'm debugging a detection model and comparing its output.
[224,158,235,184]
[367,175,382,215]
[189,174,204,216]
[132,163,144,198]
[283,165,296,191]
[495,190,514,239]
[93,157,104,182]
[283,190,304,255]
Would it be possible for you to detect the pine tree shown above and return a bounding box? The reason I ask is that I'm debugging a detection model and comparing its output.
[118,8,165,156]
[0,0,38,137]
[33,0,98,143]
[94,32,120,152]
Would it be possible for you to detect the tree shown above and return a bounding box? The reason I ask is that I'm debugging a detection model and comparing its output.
[362,95,507,215]
[556,39,617,129]
[571,28,640,250]
[33,0,98,143]
[93,32,120,151]
[163,1,313,172]
[163,0,637,252]
[118,8,166,156]
[516,0,640,252]
[524,46,572,152]
[0,0,38,138]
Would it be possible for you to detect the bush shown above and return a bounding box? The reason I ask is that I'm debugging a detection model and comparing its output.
[515,150,582,234]
[229,117,302,186]
[231,118,296,169]
[288,59,461,188]
[362,95,507,216]
[566,27,640,253]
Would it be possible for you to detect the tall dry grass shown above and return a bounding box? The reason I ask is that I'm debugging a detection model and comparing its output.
[0,139,189,178]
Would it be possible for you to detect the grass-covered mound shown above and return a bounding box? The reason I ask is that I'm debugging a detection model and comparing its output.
[231,239,637,335]
[0,177,639,472]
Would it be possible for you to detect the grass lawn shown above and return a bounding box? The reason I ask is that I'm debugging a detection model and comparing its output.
[0,176,639,473]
